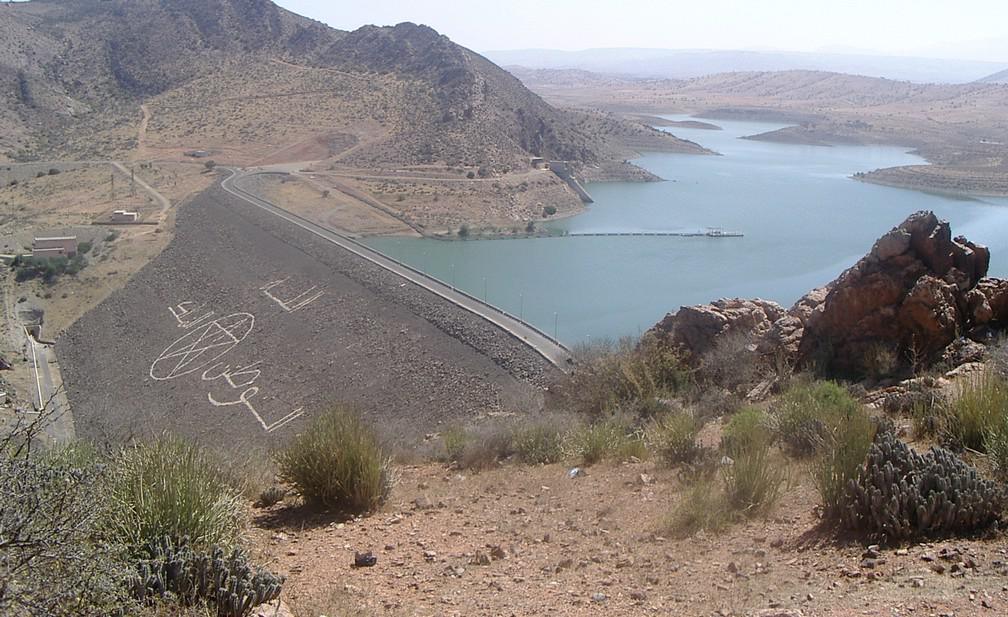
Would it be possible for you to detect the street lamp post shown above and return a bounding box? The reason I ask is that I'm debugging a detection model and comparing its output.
[554,312,558,340]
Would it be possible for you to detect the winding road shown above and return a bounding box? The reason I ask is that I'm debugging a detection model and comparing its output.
[220,169,573,370]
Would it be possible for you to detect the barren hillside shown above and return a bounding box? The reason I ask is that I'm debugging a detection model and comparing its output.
[1,0,701,173]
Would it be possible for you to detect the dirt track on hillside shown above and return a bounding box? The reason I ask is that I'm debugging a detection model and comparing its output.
[57,185,553,447]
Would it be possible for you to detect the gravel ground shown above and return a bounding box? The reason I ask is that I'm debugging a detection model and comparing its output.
[57,186,554,447]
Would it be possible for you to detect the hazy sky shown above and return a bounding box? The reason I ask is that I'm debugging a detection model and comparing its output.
[275,0,1008,61]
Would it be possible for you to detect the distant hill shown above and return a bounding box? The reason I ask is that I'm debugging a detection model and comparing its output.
[977,68,1008,83]
[0,0,700,168]
[485,48,1007,84]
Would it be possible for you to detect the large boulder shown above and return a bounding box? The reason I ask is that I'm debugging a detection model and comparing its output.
[650,211,1007,378]
[649,298,786,361]
[797,211,996,374]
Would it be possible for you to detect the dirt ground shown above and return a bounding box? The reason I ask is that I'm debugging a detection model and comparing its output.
[252,459,1008,617]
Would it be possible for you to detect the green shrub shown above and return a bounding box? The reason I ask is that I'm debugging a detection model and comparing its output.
[511,422,565,465]
[105,436,244,552]
[664,473,730,538]
[771,380,859,456]
[941,372,1008,451]
[277,407,391,513]
[456,425,514,471]
[842,432,1005,541]
[563,336,687,418]
[984,414,1008,480]
[566,419,646,465]
[721,439,786,514]
[812,405,876,517]
[441,426,468,463]
[649,411,700,464]
[722,407,772,455]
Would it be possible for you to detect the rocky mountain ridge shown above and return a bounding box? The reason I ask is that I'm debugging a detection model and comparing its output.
[1,0,701,170]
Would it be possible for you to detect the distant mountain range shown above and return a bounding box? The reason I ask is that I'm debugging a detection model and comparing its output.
[484,48,1008,84]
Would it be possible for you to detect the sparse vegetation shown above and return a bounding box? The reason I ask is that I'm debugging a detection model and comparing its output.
[276,407,392,513]
[0,419,130,616]
[812,403,876,517]
[511,420,566,465]
[940,371,1008,451]
[12,253,87,283]
[721,407,772,455]
[565,417,646,465]
[562,336,687,418]
[721,437,786,515]
[104,436,244,552]
[649,411,700,464]
[770,380,860,456]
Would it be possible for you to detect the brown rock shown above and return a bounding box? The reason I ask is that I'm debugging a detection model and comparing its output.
[649,298,786,361]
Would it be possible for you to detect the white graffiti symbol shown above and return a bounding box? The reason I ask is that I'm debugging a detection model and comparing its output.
[202,361,305,433]
[150,313,255,381]
[169,301,216,330]
[260,278,325,313]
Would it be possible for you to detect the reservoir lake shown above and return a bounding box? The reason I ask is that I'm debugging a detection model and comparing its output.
[365,116,1008,345]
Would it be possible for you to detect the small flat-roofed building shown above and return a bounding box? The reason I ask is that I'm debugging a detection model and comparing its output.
[530,157,546,169]
[111,209,139,223]
[32,236,78,258]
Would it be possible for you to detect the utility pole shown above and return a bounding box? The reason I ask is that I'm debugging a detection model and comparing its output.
[110,173,115,202]
[130,166,135,197]
[554,312,558,340]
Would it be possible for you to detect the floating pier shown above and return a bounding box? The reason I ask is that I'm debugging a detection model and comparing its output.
[567,228,744,238]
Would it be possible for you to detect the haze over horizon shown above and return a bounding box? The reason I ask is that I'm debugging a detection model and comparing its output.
[275,0,1008,63]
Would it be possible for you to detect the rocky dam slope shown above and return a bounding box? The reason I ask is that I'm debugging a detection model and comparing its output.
[57,183,552,446]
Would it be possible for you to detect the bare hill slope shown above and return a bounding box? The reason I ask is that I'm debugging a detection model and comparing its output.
[1,0,700,169]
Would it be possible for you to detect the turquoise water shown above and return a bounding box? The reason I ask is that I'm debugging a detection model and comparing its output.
[366,116,1008,345]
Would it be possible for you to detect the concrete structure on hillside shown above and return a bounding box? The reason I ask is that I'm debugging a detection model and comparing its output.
[32,236,78,258]
[111,209,139,223]
[548,161,594,203]
[530,157,546,169]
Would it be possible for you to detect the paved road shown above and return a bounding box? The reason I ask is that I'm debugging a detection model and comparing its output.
[25,329,74,443]
[220,169,573,370]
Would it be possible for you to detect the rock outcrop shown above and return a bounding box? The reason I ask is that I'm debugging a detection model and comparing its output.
[650,211,1007,378]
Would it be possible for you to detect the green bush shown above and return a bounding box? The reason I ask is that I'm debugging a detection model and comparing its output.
[722,407,772,455]
[511,422,565,465]
[276,407,391,513]
[721,439,786,515]
[563,336,687,418]
[566,419,646,465]
[105,437,244,551]
[771,380,859,456]
[984,414,1008,480]
[941,372,1008,451]
[812,405,876,517]
[649,411,700,464]
[441,426,468,463]
[664,473,730,538]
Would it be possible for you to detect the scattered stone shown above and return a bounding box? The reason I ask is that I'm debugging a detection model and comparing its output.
[470,551,491,566]
[353,551,377,568]
[590,592,607,603]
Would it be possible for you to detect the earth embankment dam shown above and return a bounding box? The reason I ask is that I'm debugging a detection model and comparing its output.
[57,184,552,446]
